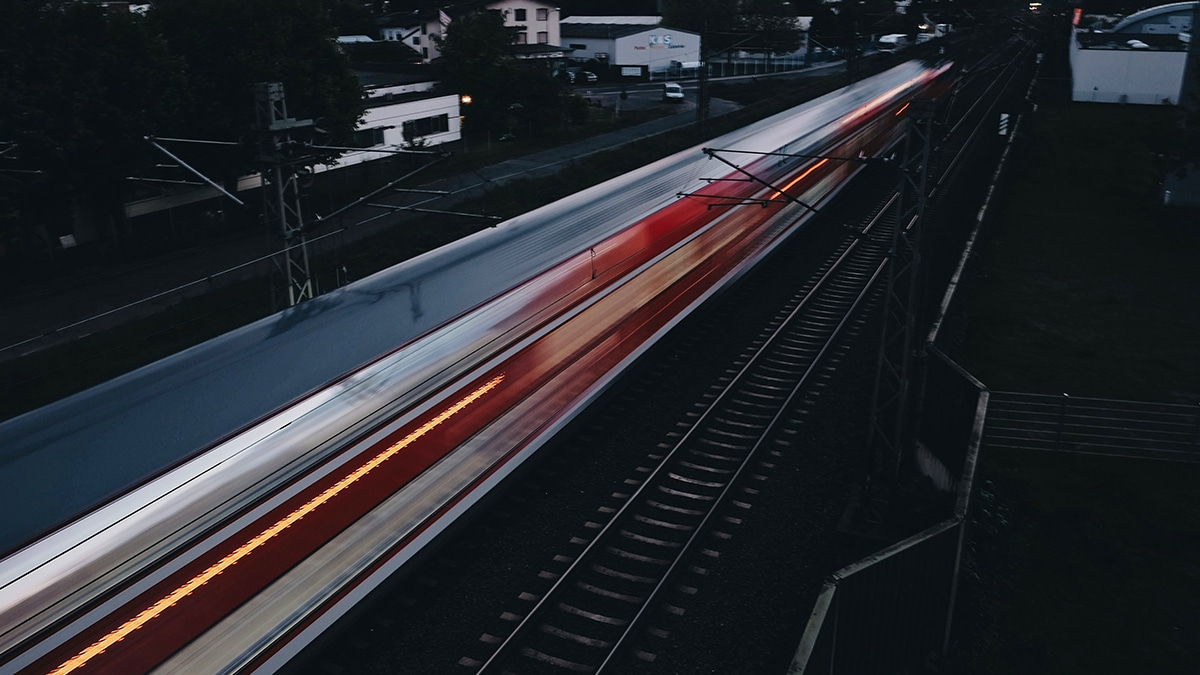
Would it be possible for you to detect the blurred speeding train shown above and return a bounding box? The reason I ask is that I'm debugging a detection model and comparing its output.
[0,60,954,674]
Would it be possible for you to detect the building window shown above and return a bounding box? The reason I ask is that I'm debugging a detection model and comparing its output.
[412,36,420,45]
[517,32,527,44]
[537,31,548,43]
[351,127,385,148]
[422,47,428,58]
[514,8,526,21]
[402,114,450,141]
[537,8,548,21]
[570,43,586,50]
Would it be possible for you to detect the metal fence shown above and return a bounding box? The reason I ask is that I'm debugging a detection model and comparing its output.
[985,391,1200,462]
[648,56,811,82]
[789,351,986,674]
[706,56,809,79]
[788,44,1038,675]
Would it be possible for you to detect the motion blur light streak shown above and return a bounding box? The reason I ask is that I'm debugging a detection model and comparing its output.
[0,62,955,675]
[47,375,505,675]
[775,158,830,199]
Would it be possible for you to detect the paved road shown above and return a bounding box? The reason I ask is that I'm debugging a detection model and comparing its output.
[0,103,727,364]
[0,62,847,366]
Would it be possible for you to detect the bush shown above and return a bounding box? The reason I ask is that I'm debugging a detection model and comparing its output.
[567,94,590,124]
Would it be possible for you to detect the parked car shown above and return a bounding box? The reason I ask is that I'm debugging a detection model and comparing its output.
[579,70,598,83]
[663,82,685,102]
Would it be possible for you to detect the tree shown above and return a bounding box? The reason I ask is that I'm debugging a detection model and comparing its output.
[0,1,190,275]
[0,0,366,282]
[150,0,364,174]
[738,0,804,56]
[435,10,566,138]
[905,0,934,40]
[808,1,864,55]
[324,0,377,36]
[661,0,741,56]
[434,9,513,136]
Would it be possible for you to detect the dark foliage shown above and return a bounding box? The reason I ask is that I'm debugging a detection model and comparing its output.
[150,0,364,171]
[435,9,565,137]
[0,0,365,278]
[0,1,190,268]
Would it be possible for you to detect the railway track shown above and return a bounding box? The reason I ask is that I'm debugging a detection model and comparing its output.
[296,40,1037,675]
[449,43,1035,675]
[457,193,900,674]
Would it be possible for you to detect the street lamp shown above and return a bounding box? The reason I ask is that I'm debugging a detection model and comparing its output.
[459,94,471,152]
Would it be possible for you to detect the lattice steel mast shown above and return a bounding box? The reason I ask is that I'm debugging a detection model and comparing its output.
[255,82,315,309]
[862,98,936,523]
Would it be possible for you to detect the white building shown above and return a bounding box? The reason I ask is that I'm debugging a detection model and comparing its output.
[490,0,563,51]
[1105,1,1194,33]
[379,8,450,62]
[1070,2,1194,104]
[342,87,461,167]
[124,78,462,220]
[379,1,564,63]
[559,17,701,77]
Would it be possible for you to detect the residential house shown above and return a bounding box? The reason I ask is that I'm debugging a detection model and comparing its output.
[377,1,565,63]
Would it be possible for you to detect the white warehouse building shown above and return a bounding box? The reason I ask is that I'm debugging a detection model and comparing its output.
[1070,2,1194,104]
[560,16,701,78]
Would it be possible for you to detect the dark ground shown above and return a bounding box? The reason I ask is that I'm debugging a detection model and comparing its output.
[946,14,1200,674]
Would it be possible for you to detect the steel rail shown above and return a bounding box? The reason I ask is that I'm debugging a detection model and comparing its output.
[475,192,898,674]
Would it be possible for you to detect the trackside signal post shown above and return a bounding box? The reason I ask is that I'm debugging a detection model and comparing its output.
[255,82,315,309]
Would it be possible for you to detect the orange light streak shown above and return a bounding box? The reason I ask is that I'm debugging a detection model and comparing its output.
[773,158,829,200]
[49,375,505,675]
[895,101,910,116]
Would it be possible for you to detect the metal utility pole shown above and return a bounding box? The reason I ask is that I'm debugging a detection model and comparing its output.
[862,98,936,524]
[255,82,315,309]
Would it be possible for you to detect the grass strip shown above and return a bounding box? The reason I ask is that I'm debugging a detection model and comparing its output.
[953,101,1200,672]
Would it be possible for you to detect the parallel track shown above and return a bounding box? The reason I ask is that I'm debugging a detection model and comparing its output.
[450,40,1038,674]
[464,195,898,674]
